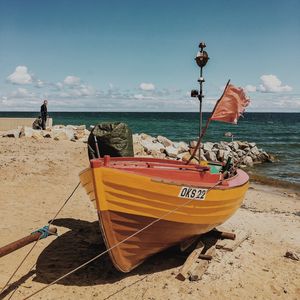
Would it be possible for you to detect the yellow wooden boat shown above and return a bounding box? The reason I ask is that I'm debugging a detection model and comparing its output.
[79,42,250,273]
[80,156,249,272]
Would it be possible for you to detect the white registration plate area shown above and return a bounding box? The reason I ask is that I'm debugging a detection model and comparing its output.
[178,187,207,200]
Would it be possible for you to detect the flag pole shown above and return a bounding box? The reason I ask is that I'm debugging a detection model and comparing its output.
[189,41,209,164]
[187,80,231,165]
[197,42,208,163]
[198,58,204,162]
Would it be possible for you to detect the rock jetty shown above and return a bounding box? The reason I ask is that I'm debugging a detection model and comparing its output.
[0,125,90,143]
[0,126,274,168]
[132,133,275,168]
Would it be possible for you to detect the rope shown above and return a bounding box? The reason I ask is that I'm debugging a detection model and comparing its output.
[31,225,57,240]
[0,182,81,298]
[48,182,81,226]
[23,181,222,300]
[0,239,39,297]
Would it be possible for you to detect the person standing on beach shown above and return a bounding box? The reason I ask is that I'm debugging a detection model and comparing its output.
[40,100,48,130]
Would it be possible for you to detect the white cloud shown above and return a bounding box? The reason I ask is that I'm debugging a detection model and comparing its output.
[57,84,96,98]
[134,94,145,100]
[1,96,8,105]
[53,75,96,97]
[139,82,155,91]
[63,75,81,86]
[55,82,64,90]
[10,88,35,98]
[245,84,257,92]
[58,91,72,98]
[258,75,292,93]
[35,79,44,88]
[1,70,299,111]
[71,84,96,97]
[7,66,32,84]
[245,93,300,112]
[133,94,156,100]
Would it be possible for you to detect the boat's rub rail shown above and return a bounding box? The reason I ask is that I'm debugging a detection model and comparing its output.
[151,177,249,190]
[150,177,226,188]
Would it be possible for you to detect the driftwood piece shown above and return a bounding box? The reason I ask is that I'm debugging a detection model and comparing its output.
[216,230,249,252]
[176,241,204,281]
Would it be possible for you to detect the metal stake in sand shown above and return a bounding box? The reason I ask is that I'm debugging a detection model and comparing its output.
[191,41,209,163]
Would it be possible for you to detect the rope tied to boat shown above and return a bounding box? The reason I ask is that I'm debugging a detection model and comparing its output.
[22,180,223,300]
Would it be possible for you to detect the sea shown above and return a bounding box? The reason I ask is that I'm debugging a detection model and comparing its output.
[1,112,299,186]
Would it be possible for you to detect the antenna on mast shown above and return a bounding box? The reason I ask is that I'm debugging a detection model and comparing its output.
[190,41,209,162]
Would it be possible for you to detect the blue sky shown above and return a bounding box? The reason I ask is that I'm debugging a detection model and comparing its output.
[0,0,299,111]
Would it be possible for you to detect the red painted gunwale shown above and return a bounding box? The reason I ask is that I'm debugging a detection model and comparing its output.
[90,156,249,189]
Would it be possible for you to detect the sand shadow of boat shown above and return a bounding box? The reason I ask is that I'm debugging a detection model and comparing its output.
[34,218,186,286]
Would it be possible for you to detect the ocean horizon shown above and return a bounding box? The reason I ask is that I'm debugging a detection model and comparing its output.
[1,111,299,185]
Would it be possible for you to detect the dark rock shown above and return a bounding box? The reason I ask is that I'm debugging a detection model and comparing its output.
[284,251,299,261]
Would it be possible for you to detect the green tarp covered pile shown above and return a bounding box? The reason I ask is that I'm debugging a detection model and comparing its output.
[88,122,134,159]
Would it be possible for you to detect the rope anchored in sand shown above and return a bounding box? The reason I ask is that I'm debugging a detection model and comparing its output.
[0,182,81,299]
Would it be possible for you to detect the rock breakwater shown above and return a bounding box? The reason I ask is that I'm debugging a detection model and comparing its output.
[0,125,90,143]
[132,133,275,168]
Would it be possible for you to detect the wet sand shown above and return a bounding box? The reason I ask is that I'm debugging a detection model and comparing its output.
[0,137,299,300]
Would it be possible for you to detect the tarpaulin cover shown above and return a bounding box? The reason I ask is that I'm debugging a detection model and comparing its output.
[88,122,134,159]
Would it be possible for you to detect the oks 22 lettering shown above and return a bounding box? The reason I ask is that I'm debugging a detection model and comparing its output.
[178,187,207,200]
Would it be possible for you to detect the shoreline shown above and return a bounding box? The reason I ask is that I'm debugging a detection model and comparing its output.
[249,172,300,193]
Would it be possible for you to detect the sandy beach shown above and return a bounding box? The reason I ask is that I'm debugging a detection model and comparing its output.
[0,137,299,300]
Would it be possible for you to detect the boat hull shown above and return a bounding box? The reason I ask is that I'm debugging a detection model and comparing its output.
[80,158,249,272]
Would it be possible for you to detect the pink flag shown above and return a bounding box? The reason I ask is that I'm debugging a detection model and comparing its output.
[210,84,250,124]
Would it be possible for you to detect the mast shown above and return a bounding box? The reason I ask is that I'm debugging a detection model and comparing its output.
[191,41,209,163]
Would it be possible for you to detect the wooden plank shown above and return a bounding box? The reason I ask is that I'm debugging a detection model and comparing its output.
[189,246,216,281]
[216,230,249,252]
[176,241,204,281]
[189,260,209,281]
[176,228,249,282]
